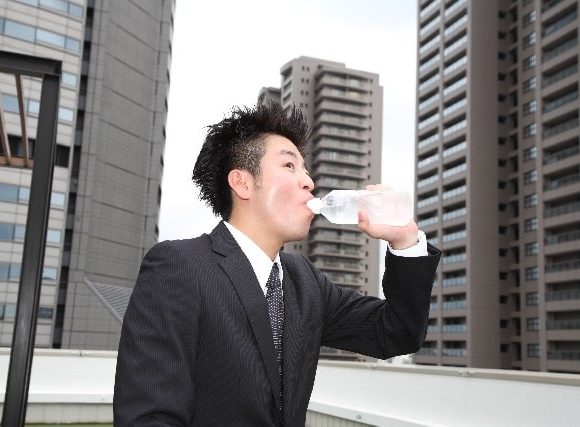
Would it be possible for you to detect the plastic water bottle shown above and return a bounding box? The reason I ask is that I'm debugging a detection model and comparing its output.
[307,190,412,226]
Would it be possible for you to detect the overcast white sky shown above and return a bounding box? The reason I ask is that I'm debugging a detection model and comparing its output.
[159,1,418,241]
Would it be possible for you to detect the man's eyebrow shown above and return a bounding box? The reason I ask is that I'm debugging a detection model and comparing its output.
[278,149,298,158]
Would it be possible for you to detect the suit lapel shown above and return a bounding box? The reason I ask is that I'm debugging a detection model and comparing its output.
[280,259,304,417]
[210,223,282,410]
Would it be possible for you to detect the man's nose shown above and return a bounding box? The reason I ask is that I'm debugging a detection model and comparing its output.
[302,172,314,192]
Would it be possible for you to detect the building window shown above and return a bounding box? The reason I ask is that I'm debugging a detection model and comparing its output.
[523,122,536,138]
[527,343,540,358]
[524,193,537,208]
[523,77,536,93]
[523,100,536,115]
[523,54,536,70]
[523,32,536,48]
[525,266,538,280]
[525,217,538,231]
[523,10,536,27]
[524,170,537,184]
[523,146,537,161]
[0,183,19,202]
[527,318,539,331]
[526,291,539,306]
[525,241,538,256]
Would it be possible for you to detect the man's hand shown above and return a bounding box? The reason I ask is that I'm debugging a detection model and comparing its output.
[356,184,419,250]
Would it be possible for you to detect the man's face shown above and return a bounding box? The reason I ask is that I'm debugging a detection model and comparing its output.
[250,134,315,244]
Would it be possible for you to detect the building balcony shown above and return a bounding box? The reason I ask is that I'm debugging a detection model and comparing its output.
[316,75,371,92]
[313,164,366,180]
[312,151,367,167]
[544,230,580,255]
[442,324,467,333]
[546,289,580,312]
[542,36,578,64]
[441,348,467,357]
[316,87,369,105]
[310,231,365,246]
[544,200,580,221]
[313,138,368,154]
[315,112,368,129]
[542,63,578,90]
[309,246,365,260]
[543,144,580,167]
[544,172,580,191]
[547,319,580,331]
[314,125,368,142]
[542,9,577,38]
[313,258,365,273]
[315,100,370,117]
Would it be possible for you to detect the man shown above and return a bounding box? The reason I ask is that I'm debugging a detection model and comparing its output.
[114,103,441,426]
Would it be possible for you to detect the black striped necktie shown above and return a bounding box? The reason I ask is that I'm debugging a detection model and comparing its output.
[266,263,284,400]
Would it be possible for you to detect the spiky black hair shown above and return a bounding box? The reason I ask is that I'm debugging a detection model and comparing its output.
[191,102,310,220]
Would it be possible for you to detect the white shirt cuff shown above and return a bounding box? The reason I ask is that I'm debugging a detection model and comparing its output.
[387,230,428,257]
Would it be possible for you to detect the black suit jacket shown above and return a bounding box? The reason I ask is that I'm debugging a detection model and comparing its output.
[114,222,441,426]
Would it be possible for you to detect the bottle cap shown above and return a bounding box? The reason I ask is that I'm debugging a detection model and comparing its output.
[306,198,322,214]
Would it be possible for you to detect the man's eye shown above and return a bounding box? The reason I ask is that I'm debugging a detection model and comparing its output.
[285,162,295,169]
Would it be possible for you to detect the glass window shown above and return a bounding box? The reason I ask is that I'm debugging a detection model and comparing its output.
[2,94,19,113]
[525,241,538,255]
[523,146,537,161]
[523,54,536,70]
[4,304,16,319]
[527,343,540,357]
[40,0,68,12]
[0,223,14,240]
[46,229,61,244]
[526,291,539,306]
[523,100,536,115]
[27,99,40,115]
[42,267,58,280]
[58,107,74,122]
[523,122,536,138]
[523,77,536,93]
[18,187,30,202]
[61,72,78,87]
[65,37,80,52]
[51,192,66,207]
[4,19,35,42]
[38,306,54,319]
[524,170,537,184]
[36,28,65,48]
[525,266,538,280]
[527,318,539,331]
[9,263,21,281]
[0,263,9,281]
[525,217,538,231]
[0,183,19,202]
[68,3,84,17]
[14,225,25,240]
[524,193,538,208]
[523,10,536,27]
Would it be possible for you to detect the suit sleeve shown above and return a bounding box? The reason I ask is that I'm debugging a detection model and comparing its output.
[311,244,441,359]
[114,241,200,426]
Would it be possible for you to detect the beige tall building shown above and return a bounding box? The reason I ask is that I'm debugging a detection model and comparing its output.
[260,56,383,360]
[414,0,579,373]
[0,0,173,350]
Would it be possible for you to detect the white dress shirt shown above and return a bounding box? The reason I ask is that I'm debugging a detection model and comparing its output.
[224,222,428,296]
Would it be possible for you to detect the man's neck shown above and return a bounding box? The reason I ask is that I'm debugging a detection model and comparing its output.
[226,217,281,261]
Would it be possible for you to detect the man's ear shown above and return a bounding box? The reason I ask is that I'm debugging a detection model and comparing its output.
[228,169,253,200]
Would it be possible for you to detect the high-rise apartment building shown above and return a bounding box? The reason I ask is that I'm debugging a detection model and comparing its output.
[414,0,579,373]
[260,56,383,360]
[0,0,172,350]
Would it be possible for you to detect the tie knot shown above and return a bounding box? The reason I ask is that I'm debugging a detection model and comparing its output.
[267,263,281,290]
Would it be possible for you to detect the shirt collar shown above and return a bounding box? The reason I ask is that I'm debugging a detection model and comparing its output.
[224,221,282,296]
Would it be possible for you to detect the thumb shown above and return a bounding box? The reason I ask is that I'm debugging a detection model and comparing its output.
[357,210,370,233]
